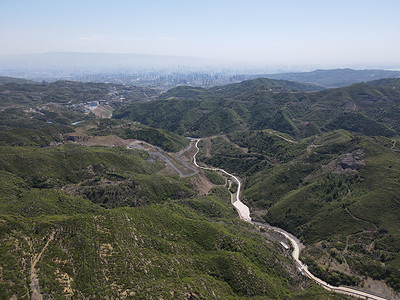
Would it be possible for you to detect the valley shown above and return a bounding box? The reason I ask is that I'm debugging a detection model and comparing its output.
[3,0,400,298]
[1,75,400,299]
[191,137,393,299]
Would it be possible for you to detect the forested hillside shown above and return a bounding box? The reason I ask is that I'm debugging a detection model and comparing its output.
[195,129,400,294]
[113,77,400,297]
[115,78,400,138]
[1,76,399,299]
[264,69,400,88]
[0,78,348,299]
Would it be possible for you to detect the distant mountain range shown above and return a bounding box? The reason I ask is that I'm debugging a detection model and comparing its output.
[264,68,400,87]
[1,53,400,89]
[0,76,38,85]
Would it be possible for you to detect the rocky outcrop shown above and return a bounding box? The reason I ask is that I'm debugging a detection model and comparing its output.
[323,149,365,174]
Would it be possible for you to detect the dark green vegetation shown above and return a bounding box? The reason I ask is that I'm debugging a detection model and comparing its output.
[0,199,345,298]
[203,170,226,185]
[115,77,400,138]
[0,144,196,208]
[0,124,72,147]
[112,75,400,296]
[196,129,400,293]
[0,77,349,298]
[158,78,323,100]
[0,141,345,299]
[265,68,400,88]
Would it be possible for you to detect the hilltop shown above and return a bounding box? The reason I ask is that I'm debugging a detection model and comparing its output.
[0,126,345,299]
[0,76,39,85]
[265,69,400,88]
[115,77,400,138]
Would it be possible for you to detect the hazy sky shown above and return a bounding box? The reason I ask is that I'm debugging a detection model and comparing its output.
[1,0,399,68]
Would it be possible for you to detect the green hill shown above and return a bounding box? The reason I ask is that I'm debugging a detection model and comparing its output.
[0,77,159,137]
[158,78,322,101]
[0,79,158,107]
[209,77,324,94]
[2,76,393,298]
[265,68,400,87]
[366,77,400,89]
[0,76,39,85]
[0,141,346,298]
[0,91,344,298]
[196,130,400,292]
[115,78,400,138]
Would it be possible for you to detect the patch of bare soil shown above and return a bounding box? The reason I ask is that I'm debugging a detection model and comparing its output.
[317,251,352,275]
[190,171,215,195]
[179,143,198,162]
[30,231,56,300]
[200,138,213,158]
[91,104,113,118]
[156,163,180,177]
[99,243,114,258]
[78,135,131,147]
[54,269,74,298]
[323,149,365,174]
[222,135,248,153]
[126,140,152,150]
[266,130,297,144]
[362,277,400,300]
[306,144,321,154]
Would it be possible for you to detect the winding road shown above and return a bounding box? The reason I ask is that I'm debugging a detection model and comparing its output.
[192,139,390,300]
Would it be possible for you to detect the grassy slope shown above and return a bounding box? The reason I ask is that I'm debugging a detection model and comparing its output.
[0,77,365,298]
[0,143,347,299]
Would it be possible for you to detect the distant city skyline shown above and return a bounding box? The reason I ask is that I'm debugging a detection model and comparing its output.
[1,0,400,69]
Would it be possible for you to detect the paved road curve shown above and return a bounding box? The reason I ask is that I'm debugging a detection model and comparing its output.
[192,139,389,300]
[193,139,251,221]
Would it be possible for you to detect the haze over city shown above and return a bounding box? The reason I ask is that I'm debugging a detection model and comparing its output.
[1,0,400,70]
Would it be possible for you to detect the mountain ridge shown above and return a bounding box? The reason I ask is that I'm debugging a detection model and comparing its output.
[264,68,400,88]
[115,77,400,138]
